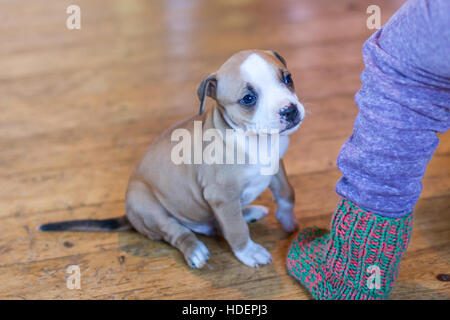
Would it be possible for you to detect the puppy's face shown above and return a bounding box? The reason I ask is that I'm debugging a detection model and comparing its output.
[198,50,305,134]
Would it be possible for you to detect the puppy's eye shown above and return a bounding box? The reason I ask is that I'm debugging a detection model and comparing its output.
[239,93,257,106]
[283,72,293,88]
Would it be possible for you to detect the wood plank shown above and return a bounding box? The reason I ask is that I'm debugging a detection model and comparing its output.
[0,0,448,300]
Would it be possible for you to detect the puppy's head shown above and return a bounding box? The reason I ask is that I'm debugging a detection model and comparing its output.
[197,50,305,134]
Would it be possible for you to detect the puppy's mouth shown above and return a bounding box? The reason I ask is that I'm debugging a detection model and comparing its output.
[280,119,302,135]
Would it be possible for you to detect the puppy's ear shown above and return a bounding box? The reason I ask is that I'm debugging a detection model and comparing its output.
[197,73,217,115]
[270,50,287,68]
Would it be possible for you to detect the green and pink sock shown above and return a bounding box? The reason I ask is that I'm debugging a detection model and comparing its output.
[286,198,413,300]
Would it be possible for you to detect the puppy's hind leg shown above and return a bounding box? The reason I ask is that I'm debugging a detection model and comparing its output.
[126,181,210,269]
[242,205,269,223]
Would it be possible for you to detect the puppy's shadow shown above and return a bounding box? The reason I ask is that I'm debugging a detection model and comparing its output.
[118,219,286,299]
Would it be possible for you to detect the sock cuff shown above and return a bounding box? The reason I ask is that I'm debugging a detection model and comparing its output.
[325,198,413,299]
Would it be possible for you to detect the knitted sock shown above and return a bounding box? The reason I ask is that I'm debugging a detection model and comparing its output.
[286,198,413,300]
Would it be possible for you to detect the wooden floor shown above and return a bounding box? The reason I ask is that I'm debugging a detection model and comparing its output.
[1,0,448,300]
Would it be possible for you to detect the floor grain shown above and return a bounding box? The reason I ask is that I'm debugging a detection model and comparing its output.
[0,0,448,300]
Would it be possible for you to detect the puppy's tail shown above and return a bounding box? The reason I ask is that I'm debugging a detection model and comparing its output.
[39,216,132,232]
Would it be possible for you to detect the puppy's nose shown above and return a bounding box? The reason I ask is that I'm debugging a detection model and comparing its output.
[279,104,300,123]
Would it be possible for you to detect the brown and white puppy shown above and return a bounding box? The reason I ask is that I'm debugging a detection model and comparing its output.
[40,50,305,268]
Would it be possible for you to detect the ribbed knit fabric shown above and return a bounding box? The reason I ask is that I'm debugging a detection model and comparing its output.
[335,0,450,218]
[286,198,413,300]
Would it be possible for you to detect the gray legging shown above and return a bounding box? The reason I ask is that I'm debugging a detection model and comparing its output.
[335,0,450,218]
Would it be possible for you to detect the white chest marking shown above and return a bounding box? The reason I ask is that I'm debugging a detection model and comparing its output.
[239,135,289,206]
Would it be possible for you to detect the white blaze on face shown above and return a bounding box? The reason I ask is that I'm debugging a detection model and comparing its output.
[239,53,303,132]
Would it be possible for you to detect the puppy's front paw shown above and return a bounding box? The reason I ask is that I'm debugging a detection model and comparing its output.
[276,209,299,233]
[233,239,271,267]
[275,200,299,233]
[184,241,210,269]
